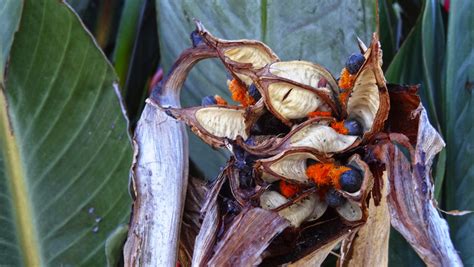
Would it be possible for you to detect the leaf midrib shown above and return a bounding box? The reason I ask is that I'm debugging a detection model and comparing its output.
[0,87,43,267]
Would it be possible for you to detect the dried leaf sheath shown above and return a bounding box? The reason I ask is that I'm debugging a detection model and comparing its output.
[371,109,462,266]
[123,46,218,266]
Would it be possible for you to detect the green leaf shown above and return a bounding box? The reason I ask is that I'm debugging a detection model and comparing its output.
[386,0,444,129]
[0,0,23,72]
[105,224,128,267]
[445,0,474,264]
[388,229,423,267]
[113,0,147,89]
[156,0,376,179]
[379,0,399,67]
[0,0,132,266]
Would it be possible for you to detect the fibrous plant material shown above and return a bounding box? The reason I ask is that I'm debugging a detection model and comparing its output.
[124,21,462,266]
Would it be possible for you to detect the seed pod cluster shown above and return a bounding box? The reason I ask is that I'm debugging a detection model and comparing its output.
[162,22,389,263]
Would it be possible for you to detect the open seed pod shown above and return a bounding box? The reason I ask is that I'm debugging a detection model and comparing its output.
[239,117,361,156]
[165,104,262,147]
[256,149,330,184]
[195,21,279,86]
[259,191,327,227]
[339,33,390,142]
[254,60,340,124]
[333,154,374,224]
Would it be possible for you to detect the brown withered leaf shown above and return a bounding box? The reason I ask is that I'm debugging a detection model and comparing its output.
[289,235,347,267]
[370,107,462,266]
[178,176,208,267]
[208,208,290,266]
[385,84,421,145]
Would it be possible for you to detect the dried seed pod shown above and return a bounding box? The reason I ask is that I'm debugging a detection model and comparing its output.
[335,199,363,222]
[256,150,329,184]
[306,193,328,221]
[166,105,259,147]
[195,21,279,86]
[240,118,360,156]
[256,61,340,124]
[259,191,321,227]
[334,154,374,224]
[341,34,390,141]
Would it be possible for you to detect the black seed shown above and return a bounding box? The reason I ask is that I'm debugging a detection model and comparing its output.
[201,95,216,106]
[345,53,365,75]
[339,168,363,193]
[250,112,290,135]
[248,84,262,101]
[306,158,318,167]
[344,119,363,136]
[190,30,203,47]
[325,188,346,208]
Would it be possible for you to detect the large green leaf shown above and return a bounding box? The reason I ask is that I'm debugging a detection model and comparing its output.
[156,0,376,179]
[445,0,474,264]
[0,0,132,266]
[0,0,23,71]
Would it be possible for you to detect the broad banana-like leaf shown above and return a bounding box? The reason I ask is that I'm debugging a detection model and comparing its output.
[0,1,132,266]
[444,0,474,264]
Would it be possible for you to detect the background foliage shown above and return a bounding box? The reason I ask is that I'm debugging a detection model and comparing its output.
[0,0,471,266]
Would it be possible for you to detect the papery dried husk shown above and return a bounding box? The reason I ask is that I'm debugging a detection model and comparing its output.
[192,199,220,266]
[207,208,290,266]
[260,191,327,227]
[165,105,260,147]
[256,149,329,184]
[289,234,346,267]
[343,33,390,142]
[369,107,462,266]
[226,161,264,207]
[195,21,279,86]
[261,214,363,265]
[255,60,340,123]
[178,176,208,267]
[239,117,360,156]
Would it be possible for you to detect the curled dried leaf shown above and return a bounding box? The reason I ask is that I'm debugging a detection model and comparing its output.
[195,21,279,86]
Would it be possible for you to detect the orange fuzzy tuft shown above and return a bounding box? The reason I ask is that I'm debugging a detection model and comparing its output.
[306,162,351,189]
[330,121,349,135]
[279,180,301,198]
[338,89,350,105]
[214,95,228,105]
[307,110,332,118]
[338,68,355,90]
[306,163,333,186]
[229,79,255,107]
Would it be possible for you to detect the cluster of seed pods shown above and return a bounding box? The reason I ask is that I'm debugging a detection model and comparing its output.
[165,22,390,229]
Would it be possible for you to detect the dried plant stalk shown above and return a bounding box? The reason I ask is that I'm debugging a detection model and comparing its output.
[123,46,217,266]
